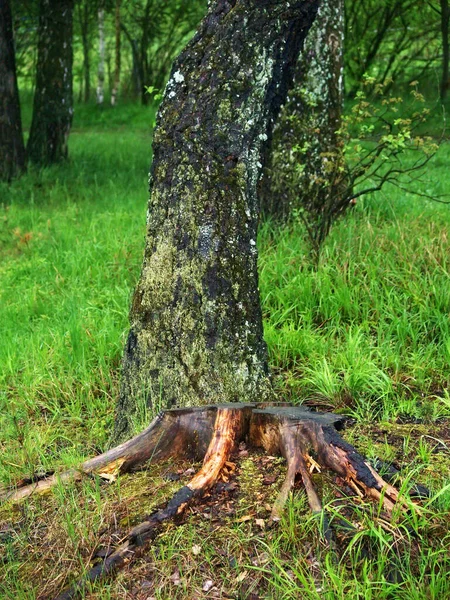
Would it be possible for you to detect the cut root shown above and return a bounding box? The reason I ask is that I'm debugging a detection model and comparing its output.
[1,403,421,599]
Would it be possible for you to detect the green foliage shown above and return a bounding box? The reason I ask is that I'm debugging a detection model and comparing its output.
[291,78,444,260]
[344,0,441,94]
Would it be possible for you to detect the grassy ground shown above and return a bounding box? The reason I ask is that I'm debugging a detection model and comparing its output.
[1,101,450,599]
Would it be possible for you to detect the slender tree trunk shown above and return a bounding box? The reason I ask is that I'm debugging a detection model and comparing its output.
[139,0,152,106]
[111,0,121,106]
[113,0,319,442]
[80,1,90,103]
[441,0,450,101]
[121,24,141,100]
[261,0,346,255]
[27,0,74,166]
[96,5,105,104]
[0,0,26,181]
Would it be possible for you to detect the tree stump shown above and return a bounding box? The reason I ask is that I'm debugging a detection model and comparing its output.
[1,403,419,599]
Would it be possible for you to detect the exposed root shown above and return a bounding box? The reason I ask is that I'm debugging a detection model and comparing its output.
[54,407,245,600]
[2,405,224,503]
[1,403,423,599]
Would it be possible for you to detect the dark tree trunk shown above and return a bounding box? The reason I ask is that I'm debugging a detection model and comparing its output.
[121,24,141,100]
[27,0,74,165]
[139,0,152,106]
[441,0,450,101]
[111,0,121,106]
[113,0,319,442]
[0,0,26,181]
[261,0,346,255]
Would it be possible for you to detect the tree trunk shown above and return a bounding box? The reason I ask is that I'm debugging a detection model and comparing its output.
[113,0,319,443]
[27,0,74,166]
[79,0,91,103]
[261,0,346,255]
[110,0,121,106]
[96,5,105,104]
[0,0,26,181]
[441,0,449,101]
[121,23,141,100]
[139,0,152,106]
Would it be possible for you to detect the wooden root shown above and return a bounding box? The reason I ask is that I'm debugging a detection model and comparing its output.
[1,403,421,599]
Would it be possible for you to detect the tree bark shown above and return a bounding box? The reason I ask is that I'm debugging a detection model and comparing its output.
[96,5,105,104]
[261,0,346,254]
[27,0,74,166]
[113,0,319,443]
[110,0,121,106]
[441,0,449,101]
[0,0,26,181]
[78,0,91,103]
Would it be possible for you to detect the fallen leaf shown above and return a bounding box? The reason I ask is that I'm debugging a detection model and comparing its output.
[263,475,277,485]
[170,569,181,586]
[255,518,265,529]
[237,515,252,523]
[202,579,214,592]
[236,570,248,583]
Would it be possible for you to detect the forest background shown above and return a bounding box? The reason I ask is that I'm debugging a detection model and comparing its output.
[1,0,450,598]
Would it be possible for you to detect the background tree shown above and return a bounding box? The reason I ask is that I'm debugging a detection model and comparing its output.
[261,0,345,251]
[27,0,74,165]
[113,0,319,442]
[120,0,205,104]
[0,0,26,181]
[427,0,450,100]
[96,1,105,104]
[441,0,450,100]
[345,0,441,94]
[76,0,93,103]
[110,0,121,106]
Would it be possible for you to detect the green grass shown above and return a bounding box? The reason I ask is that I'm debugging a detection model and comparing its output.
[260,168,450,422]
[1,100,450,598]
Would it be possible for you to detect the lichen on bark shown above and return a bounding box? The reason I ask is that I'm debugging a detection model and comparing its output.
[114,0,319,442]
[27,0,74,165]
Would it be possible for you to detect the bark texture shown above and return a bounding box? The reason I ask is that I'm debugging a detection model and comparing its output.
[261,0,345,242]
[27,0,74,165]
[114,0,319,442]
[0,0,26,181]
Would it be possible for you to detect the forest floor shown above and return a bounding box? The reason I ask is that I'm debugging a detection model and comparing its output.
[1,100,450,598]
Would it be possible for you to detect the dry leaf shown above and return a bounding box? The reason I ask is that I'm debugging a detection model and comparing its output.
[255,518,265,529]
[202,579,214,592]
[236,570,248,583]
[170,569,181,586]
[237,515,252,523]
